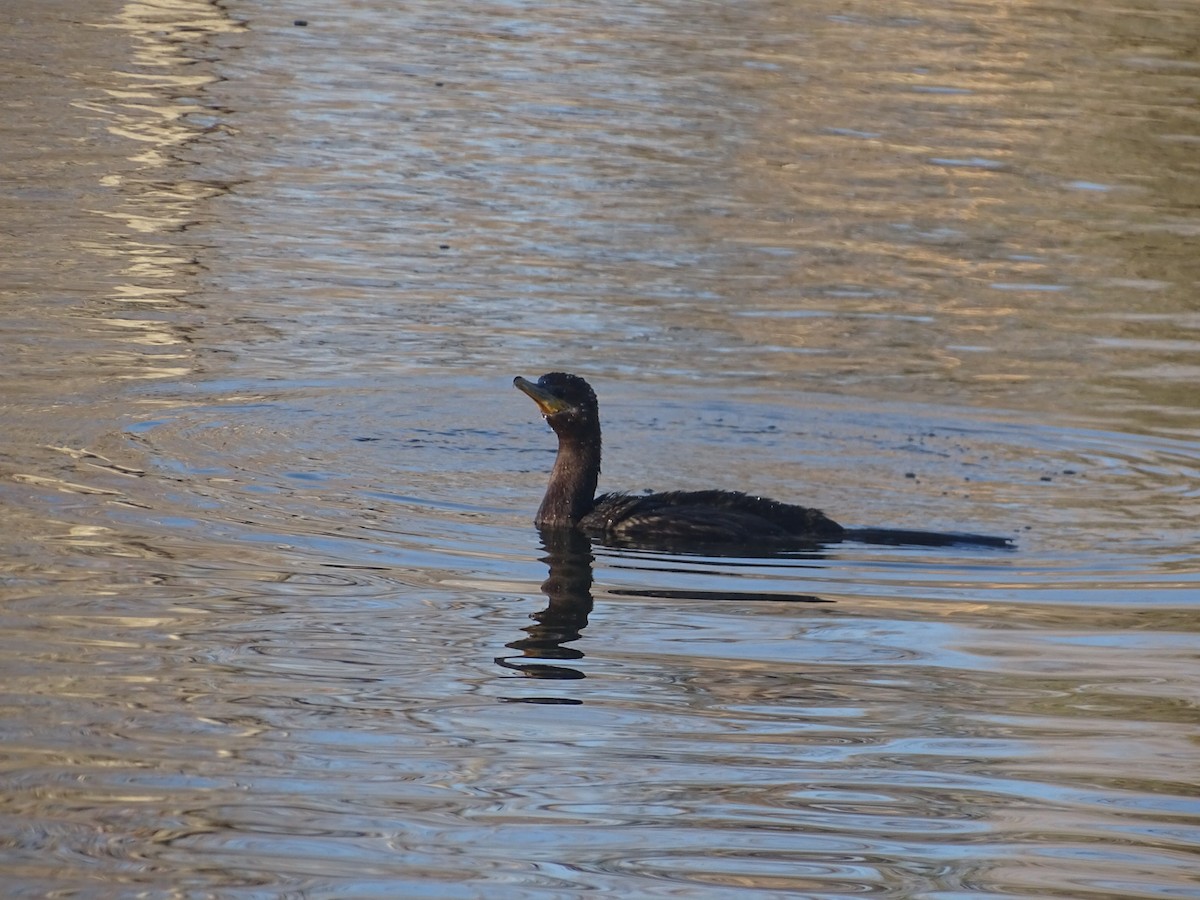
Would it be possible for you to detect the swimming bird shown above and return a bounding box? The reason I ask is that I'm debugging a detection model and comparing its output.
[514,372,1012,551]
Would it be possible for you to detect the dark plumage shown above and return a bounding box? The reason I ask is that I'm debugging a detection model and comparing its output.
[514,372,1012,551]
[579,489,843,547]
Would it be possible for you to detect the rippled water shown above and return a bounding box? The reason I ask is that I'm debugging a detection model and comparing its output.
[2,0,1197,897]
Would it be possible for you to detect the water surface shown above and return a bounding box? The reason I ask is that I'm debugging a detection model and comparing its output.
[1,0,1197,897]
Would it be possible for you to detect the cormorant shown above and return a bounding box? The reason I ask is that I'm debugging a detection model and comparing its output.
[514,372,1012,551]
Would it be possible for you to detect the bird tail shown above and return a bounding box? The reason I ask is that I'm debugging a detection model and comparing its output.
[842,527,1014,549]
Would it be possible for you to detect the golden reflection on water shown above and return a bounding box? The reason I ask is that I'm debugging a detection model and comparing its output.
[698,0,1200,430]
[78,1,242,341]
[0,2,244,564]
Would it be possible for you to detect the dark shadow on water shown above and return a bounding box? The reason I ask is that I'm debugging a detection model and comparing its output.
[609,588,831,603]
[495,528,596,688]
[495,528,833,696]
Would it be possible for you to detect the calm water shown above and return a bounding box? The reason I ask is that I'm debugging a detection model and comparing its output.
[2,0,1197,897]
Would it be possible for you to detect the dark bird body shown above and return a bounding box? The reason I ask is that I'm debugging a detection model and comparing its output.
[514,372,1012,551]
[579,489,843,548]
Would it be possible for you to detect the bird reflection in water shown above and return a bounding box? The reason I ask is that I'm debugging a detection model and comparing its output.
[495,528,595,690]
[496,528,836,698]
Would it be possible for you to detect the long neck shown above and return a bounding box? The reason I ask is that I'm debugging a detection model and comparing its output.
[536,432,601,528]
